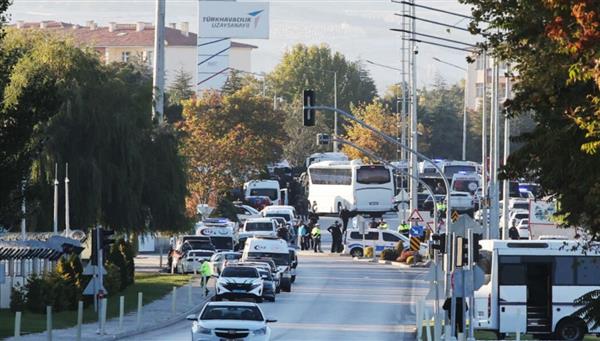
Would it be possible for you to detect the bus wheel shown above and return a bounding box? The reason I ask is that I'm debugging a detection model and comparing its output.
[556,318,586,341]
[350,248,363,258]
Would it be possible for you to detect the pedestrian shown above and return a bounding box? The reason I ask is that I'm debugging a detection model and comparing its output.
[509,221,520,240]
[311,224,322,253]
[379,219,389,230]
[297,223,306,250]
[339,208,350,233]
[443,297,468,337]
[200,260,213,296]
[398,221,410,236]
[277,224,289,242]
[327,221,343,253]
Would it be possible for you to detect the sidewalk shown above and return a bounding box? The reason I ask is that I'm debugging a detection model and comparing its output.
[8,277,214,341]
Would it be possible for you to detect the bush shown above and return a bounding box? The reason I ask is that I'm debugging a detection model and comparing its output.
[107,240,129,290]
[380,249,400,261]
[364,246,374,258]
[104,263,122,296]
[406,255,414,264]
[10,284,26,312]
[399,250,415,263]
[211,197,239,222]
[395,241,404,254]
[24,275,54,314]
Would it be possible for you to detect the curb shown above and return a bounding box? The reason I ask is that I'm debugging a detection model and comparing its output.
[100,291,214,341]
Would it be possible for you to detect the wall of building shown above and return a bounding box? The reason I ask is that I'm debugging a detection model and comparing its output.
[230,47,252,73]
[165,46,197,87]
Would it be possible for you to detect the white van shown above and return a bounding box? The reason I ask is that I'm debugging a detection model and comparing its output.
[242,236,292,292]
[342,228,427,258]
[243,180,285,205]
[474,240,600,340]
[260,205,298,226]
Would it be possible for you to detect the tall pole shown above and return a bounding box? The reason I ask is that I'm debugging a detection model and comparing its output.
[409,0,419,213]
[480,52,489,238]
[53,163,59,234]
[489,59,500,239]
[501,65,511,240]
[151,0,165,122]
[333,71,338,152]
[462,71,468,160]
[20,181,26,240]
[64,163,71,237]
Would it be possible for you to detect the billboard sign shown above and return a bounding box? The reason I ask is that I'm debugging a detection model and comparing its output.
[529,199,557,225]
[198,1,270,39]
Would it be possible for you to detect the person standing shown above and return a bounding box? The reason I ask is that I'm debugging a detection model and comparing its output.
[398,221,410,236]
[200,260,213,296]
[311,224,322,253]
[509,221,520,240]
[297,223,307,250]
[327,221,343,253]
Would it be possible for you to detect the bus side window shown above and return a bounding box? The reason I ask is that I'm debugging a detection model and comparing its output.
[553,257,576,285]
[575,257,600,285]
[499,264,526,285]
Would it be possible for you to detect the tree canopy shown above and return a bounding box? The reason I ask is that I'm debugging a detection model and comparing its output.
[461,0,600,235]
[0,30,188,233]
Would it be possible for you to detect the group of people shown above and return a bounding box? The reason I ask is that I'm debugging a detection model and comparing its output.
[295,216,345,253]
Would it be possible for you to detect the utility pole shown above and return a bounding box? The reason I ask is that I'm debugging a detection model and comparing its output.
[53,163,59,234]
[501,65,511,239]
[20,181,26,240]
[480,52,488,238]
[462,71,468,160]
[409,0,419,213]
[152,0,166,122]
[65,163,71,237]
[489,59,500,239]
[333,71,338,152]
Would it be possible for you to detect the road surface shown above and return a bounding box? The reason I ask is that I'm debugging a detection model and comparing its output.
[130,254,428,341]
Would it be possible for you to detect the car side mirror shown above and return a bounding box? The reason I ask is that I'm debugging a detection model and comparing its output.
[266,319,277,323]
[186,314,197,321]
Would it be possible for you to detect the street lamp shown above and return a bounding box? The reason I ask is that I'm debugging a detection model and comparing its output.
[432,57,469,161]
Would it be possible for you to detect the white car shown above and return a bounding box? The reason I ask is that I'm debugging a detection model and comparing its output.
[187,301,276,341]
[215,266,264,302]
[239,218,278,243]
[178,249,215,274]
[449,191,475,213]
[235,205,261,223]
[516,218,530,239]
[210,251,242,275]
[343,228,427,258]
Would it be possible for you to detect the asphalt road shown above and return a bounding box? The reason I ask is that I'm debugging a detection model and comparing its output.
[129,254,428,341]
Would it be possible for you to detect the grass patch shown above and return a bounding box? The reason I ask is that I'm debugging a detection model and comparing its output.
[0,273,191,339]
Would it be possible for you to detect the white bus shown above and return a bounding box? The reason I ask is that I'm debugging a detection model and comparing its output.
[443,160,479,179]
[305,152,348,168]
[474,240,600,340]
[307,160,395,215]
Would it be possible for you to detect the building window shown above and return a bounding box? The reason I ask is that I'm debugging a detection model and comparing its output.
[476,83,484,97]
[121,51,130,63]
[476,57,486,70]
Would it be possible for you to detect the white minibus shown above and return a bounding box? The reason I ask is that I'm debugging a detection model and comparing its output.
[474,240,600,340]
[307,160,395,215]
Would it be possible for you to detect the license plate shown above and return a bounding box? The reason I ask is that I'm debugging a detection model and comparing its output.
[233,289,246,293]
[369,202,379,205]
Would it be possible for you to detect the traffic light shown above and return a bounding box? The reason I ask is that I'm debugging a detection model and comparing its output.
[431,233,446,254]
[455,236,469,267]
[303,89,316,126]
[91,227,98,265]
[100,228,116,255]
[472,233,483,263]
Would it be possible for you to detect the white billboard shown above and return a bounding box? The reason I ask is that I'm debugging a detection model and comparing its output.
[529,199,557,225]
[198,1,270,39]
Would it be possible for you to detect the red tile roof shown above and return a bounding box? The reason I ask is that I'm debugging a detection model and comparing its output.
[12,21,257,49]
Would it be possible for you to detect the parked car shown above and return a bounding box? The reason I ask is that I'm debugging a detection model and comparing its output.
[178,249,215,274]
[256,267,277,302]
[235,204,261,224]
[449,191,475,213]
[210,251,242,275]
[215,266,264,303]
[516,218,530,239]
[238,259,280,293]
[187,301,276,341]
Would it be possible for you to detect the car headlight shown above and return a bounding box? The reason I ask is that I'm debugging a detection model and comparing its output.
[192,323,212,335]
[253,327,267,336]
[251,283,262,290]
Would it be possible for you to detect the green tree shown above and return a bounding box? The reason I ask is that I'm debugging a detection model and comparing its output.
[461,0,600,235]
[268,44,377,129]
[167,68,194,105]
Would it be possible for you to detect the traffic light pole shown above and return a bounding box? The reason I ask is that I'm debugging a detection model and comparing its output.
[305,105,453,291]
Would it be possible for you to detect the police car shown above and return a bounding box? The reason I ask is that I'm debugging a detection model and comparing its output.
[343,228,427,258]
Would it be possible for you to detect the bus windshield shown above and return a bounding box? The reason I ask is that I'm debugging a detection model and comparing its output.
[356,166,391,184]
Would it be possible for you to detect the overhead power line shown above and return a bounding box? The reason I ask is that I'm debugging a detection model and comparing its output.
[391,28,477,47]
[392,0,473,20]
[395,13,471,32]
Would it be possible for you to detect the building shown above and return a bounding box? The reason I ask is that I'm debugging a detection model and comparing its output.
[465,54,511,111]
[12,20,257,88]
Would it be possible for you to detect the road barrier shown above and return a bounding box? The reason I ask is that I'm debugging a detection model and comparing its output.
[172,286,177,313]
[136,292,143,330]
[46,306,52,341]
[76,301,83,341]
[119,296,125,330]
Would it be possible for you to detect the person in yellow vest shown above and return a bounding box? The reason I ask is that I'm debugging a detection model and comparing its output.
[311,224,322,253]
[398,221,410,236]
[200,260,213,296]
[379,219,389,230]
[436,200,447,216]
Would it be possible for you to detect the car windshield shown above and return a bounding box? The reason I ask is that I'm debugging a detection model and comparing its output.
[250,188,278,201]
[200,305,264,321]
[245,222,274,232]
[265,213,292,222]
[258,270,273,280]
[248,252,289,266]
[225,253,241,260]
[210,236,233,250]
[221,267,259,278]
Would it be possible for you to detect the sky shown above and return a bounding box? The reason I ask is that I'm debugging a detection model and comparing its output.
[8,0,478,94]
